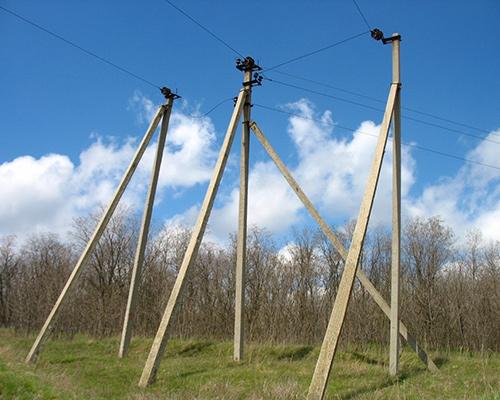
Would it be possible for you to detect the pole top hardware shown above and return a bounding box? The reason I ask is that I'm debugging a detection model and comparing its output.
[236,56,263,87]
[160,87,181,100]
[370,28,402,44]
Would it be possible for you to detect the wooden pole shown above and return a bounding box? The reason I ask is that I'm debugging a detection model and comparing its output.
[25,105,165,363]
[138,89,247,387]
[250,121,437,372]
[307,83,398,399]
[234,69,252,361]
[389,33,402,376]
[119,96,175,358]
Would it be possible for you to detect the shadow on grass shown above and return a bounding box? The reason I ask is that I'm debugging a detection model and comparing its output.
[276,346,314,361]
[338,364,426,400]
[350,352,386,367]
[433,356,449,368]
[178,368,207,378]
[48,355,88,365]
[178,341,213,357]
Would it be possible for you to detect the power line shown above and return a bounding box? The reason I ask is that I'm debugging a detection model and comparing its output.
[271,70,382,103]
[253,103,500,172]
[0,5,160,89]
[262,76,500,145]
[268,70,495,135]
[161,1,370,79]
[162,0,245,58]
[186,97,235,119]
[351,0,372,30]
[262,31,370,72]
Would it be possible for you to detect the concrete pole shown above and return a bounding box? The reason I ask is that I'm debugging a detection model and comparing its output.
[389,33,402,376]
[25,105,165,364]
[138,89,247,387]
[307,83,398,400]
[250,121,437,372]
[234,68,252,361]
[119,96,175,358]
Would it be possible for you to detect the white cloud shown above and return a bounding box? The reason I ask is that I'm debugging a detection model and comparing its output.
[406,130,500,242]
[0,93,219,239]
[2,93,498,245]
[168,99,498,244]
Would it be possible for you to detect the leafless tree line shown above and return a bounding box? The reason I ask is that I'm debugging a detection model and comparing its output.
[0,208,498,351]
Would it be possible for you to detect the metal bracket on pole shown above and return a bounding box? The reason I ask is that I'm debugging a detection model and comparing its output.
[236,56,263,87]
[160,86,181,100]
[370,28,402,45]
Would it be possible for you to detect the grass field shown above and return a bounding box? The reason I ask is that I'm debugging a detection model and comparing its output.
[0,329,499,399]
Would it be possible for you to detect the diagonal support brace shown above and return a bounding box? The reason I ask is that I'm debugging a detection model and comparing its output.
[138,88,248,387]
[250,121,437,373]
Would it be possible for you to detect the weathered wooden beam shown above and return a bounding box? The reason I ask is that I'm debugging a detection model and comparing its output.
[307,83,398,399]
[119,96,175,358]
[250,121,437,373]
[26,105,165,363]
[138,89,247,387]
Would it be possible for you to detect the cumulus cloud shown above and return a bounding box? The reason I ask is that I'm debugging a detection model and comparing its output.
[406,130,500,242]
[168,99,498,244]
[2,93,498,244]
[0,93,219,239]
[168,98,416,240]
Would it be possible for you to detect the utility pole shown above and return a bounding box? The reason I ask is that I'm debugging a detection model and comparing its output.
[25,87,173,364]
[119,88,179,358]
[234,57,261,361]
[389,33,402,376]
[138,57,262,386]
[306,30,402,399]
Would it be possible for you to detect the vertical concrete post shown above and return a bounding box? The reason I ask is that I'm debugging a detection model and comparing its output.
[138,89,247,387]
[25,105,165,364]
[307,84,398,400]
[119,95,175,358]
[234,68,252,361]
[389,33,402,376]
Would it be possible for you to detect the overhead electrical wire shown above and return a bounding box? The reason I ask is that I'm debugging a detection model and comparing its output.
[0,5,161,89]
[0,4,237,118]
[3,2,494,148]
[351,0,372,30]
[253,103,500,172]
[268,70,495,135]
[261,31,370,72]
[161,0,496,141]
[162,1,370,74]
[162,0,245,58]
[262,76,500,145]
[186,97,235,119]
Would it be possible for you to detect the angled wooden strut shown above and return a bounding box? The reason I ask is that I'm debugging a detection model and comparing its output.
[138,88,247,387]
[250,121,437,373]
[307,83,397,399]
[252,85,435,399]
[119,96,175,358]
[26,103,168,364]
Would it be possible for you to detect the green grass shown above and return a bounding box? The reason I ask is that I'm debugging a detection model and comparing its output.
[0,329,499,399]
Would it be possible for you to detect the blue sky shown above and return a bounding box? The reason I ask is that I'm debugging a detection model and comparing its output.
[1,0,499,244]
